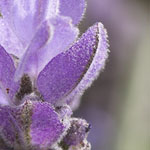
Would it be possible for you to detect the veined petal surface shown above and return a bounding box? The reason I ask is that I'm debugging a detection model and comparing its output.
[11,0,59,47]
[34,0,59,25]
[37,23,109,105]
[59,0,86,25]
[0,0,59,55]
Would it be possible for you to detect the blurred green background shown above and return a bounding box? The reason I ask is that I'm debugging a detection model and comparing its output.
[74,0,150,150]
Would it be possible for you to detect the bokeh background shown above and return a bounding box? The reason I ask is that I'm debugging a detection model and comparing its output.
[74,0,150,150]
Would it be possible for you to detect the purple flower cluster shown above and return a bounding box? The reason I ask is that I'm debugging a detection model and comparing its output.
[0,0,109,149]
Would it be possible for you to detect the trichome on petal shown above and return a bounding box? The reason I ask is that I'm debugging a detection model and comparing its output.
[0,0,109,149]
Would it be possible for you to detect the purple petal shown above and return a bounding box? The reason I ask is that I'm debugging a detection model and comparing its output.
[36,16,79,76]
[15,20,51,80]
[0,0,59,52]
[11,0,59,47]
[0,45,19,104]
[34,0,59,25]
[15,16,79,79]
[0,19,24,58]
[37,23,109,105]
[0,0,12,19]
[0,0,34,48]
[65,23,109,109]
[30,101,65,148]
[0,106,23,149]
[59,0,86,25]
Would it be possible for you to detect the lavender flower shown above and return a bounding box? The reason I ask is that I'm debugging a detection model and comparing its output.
[0,0,109,149]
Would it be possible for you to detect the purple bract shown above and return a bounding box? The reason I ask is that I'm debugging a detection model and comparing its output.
[0,0,109,149]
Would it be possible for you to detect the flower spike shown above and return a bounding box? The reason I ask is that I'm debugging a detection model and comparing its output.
[0,1,109,149]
